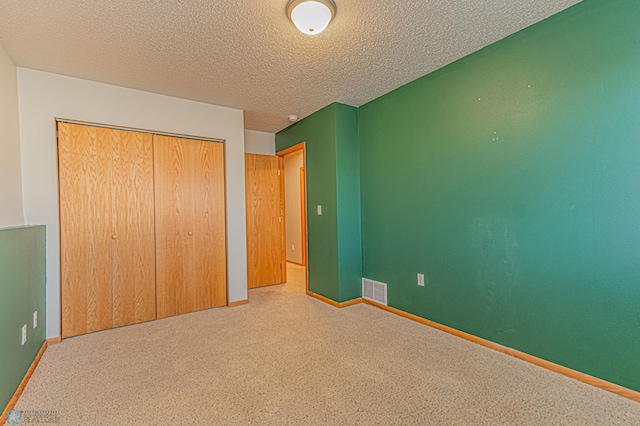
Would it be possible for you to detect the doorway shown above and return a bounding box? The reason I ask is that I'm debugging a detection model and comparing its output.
[278,143,308,293]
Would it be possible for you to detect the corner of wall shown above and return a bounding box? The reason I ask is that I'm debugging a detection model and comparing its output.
[334,103,363,302]
[0,45,25,227]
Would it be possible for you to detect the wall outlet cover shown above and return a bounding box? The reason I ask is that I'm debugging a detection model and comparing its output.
[418,273,425,287]
[33,310,38,329]
[21,324,27,345]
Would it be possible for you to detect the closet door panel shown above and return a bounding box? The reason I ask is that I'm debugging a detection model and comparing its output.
[154,135,227,319]
[111,130,156,326]
[154,135,196,318]
[193,140,227,310]
[59,123,156,338]
[59,123,114,337]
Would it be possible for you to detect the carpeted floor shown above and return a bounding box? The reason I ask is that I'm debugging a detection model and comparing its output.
[9,263,640,425]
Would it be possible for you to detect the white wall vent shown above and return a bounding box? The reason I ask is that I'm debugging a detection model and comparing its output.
[362,278,387,306]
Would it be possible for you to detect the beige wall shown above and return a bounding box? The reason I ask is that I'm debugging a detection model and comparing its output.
[0,45,24,227]
[17,68,248,338]
[284,151,304,264]
[244,130,275,155]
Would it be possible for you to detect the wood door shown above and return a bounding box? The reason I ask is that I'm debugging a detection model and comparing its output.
[245,154,286,288]
[111,131,157,327]
[154,135,227,319]
[58,123,156,338]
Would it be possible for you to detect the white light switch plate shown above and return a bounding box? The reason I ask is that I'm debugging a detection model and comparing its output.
[33,311,38,329]
[22,325,27,345]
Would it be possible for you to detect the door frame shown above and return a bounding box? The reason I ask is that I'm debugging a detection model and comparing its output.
[277,142,308,293]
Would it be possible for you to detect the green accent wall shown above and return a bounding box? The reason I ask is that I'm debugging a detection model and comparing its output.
[0,226,46,411]
[358,0,640,392]
[335,104,362,301]
[276,103,362,302]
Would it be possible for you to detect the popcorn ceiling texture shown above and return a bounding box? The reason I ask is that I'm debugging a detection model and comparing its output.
[0,0,580,132]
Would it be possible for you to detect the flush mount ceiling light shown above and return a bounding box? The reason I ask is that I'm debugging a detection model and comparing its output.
[287,0,337,36]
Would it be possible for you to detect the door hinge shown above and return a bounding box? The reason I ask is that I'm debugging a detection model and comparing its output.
[280,263,283,270]
[277,169,281,176]
[279,216,282,223]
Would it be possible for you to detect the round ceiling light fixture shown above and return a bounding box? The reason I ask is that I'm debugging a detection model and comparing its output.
[287,0,337,36]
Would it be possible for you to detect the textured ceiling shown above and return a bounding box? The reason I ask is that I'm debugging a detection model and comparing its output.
[0,0,580,132]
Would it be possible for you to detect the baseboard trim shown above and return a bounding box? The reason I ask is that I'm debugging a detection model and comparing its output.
[1,340,48,421]
[46,336,62,346]
[227,299,249,308]
[361,299,640,403]
[306,291,362,308]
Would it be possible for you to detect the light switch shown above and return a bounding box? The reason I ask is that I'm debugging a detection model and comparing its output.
[317,205,322,215]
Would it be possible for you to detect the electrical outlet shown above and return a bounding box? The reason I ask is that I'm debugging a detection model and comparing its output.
[417,273,425,287]
[33,311,38,329]
[21,325,27,345]
[317,205,322,215]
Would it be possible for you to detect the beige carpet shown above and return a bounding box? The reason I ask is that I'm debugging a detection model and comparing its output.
[9,263,640,425]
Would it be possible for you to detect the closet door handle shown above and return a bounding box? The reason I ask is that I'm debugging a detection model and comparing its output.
[111,235,117,240]
[188,231,193,236]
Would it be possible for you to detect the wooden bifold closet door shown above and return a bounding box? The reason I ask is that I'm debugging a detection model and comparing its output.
[154,135,227,319]
[59,122,156,338]
[59,123,228,338]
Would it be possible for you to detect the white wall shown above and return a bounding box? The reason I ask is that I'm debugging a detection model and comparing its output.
[0,45,24,227]
[284,151,304,264]
[17,68,248,339]
[244,130,275,155]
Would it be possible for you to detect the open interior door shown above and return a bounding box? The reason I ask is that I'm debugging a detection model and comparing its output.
[245,154,286,288]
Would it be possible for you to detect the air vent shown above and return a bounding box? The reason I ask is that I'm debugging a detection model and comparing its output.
[362,278,387,306]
